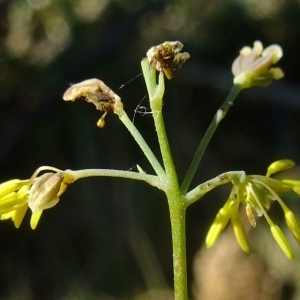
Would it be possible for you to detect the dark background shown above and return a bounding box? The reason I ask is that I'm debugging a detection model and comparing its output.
[0,0,300,299]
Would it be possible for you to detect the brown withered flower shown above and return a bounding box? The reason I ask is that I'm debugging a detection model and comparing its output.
[146,41,190,79]
[63,78,123,127]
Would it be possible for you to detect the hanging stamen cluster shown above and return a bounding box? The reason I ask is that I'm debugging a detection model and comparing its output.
[206,159,300,259]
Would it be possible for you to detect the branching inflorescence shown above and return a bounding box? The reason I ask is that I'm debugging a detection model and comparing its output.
[0,40,298,300]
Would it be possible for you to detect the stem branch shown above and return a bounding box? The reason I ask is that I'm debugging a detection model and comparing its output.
[184,171,246,206]
[181,85,243,193]
[66,169,162,190]
[118,111,166,179]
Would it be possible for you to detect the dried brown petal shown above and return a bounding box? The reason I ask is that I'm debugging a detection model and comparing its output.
[146,41,190,79]
[63,78,123,114]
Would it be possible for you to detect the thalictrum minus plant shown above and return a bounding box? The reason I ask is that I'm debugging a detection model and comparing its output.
[0,40,298,300]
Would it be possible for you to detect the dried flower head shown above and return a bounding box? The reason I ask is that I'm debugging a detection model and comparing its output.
[232,41,284,88]
[146,41,190,79]
[63,78,123,127]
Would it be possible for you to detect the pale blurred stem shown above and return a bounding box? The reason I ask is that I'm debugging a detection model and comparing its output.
[180,85,243,194]
[184,171,246,207]
[142,58,188,300]
[118,111,166,179]
[66,169,162,190]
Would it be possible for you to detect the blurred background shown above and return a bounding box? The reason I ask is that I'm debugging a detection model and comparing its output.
[0,0,300,299]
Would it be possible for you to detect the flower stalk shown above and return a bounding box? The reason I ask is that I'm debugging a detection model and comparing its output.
[180,85,243,194]
[0,40,295,300]
[118,111,166,179]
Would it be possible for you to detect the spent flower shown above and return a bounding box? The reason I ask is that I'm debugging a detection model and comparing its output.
[232,40,284,88]
[146,41,190,79]
[206,159,300,259]
[63,78,123,127]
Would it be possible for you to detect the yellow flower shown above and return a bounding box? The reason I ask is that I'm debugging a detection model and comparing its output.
[0,167,74,229]
[232,40,284,88]
[206,159,300,259]
[206,196,250,253]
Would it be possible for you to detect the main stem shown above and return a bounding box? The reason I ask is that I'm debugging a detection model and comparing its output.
[154,108,188,300]
[141,59,188,300]
[157,111,188,300]
[167,190,187,300]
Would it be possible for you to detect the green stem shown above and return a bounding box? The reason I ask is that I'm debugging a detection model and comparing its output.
[66,169,162,190]
[118,111,166,179]
[167,191,187,300]
[141,59,187,300]
[155,103,187,299]
[141,58,157,99]
[144,64,179,184]
[153,106,179,183]
[180,85,243,194]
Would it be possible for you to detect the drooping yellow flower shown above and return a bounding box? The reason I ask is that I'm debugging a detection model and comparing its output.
[206,159,300,259]
[0,167,75,229]
[232,41,284,88]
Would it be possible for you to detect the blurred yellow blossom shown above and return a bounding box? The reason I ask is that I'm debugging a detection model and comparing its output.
[206,159,300,259]
[232,40,284,88]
